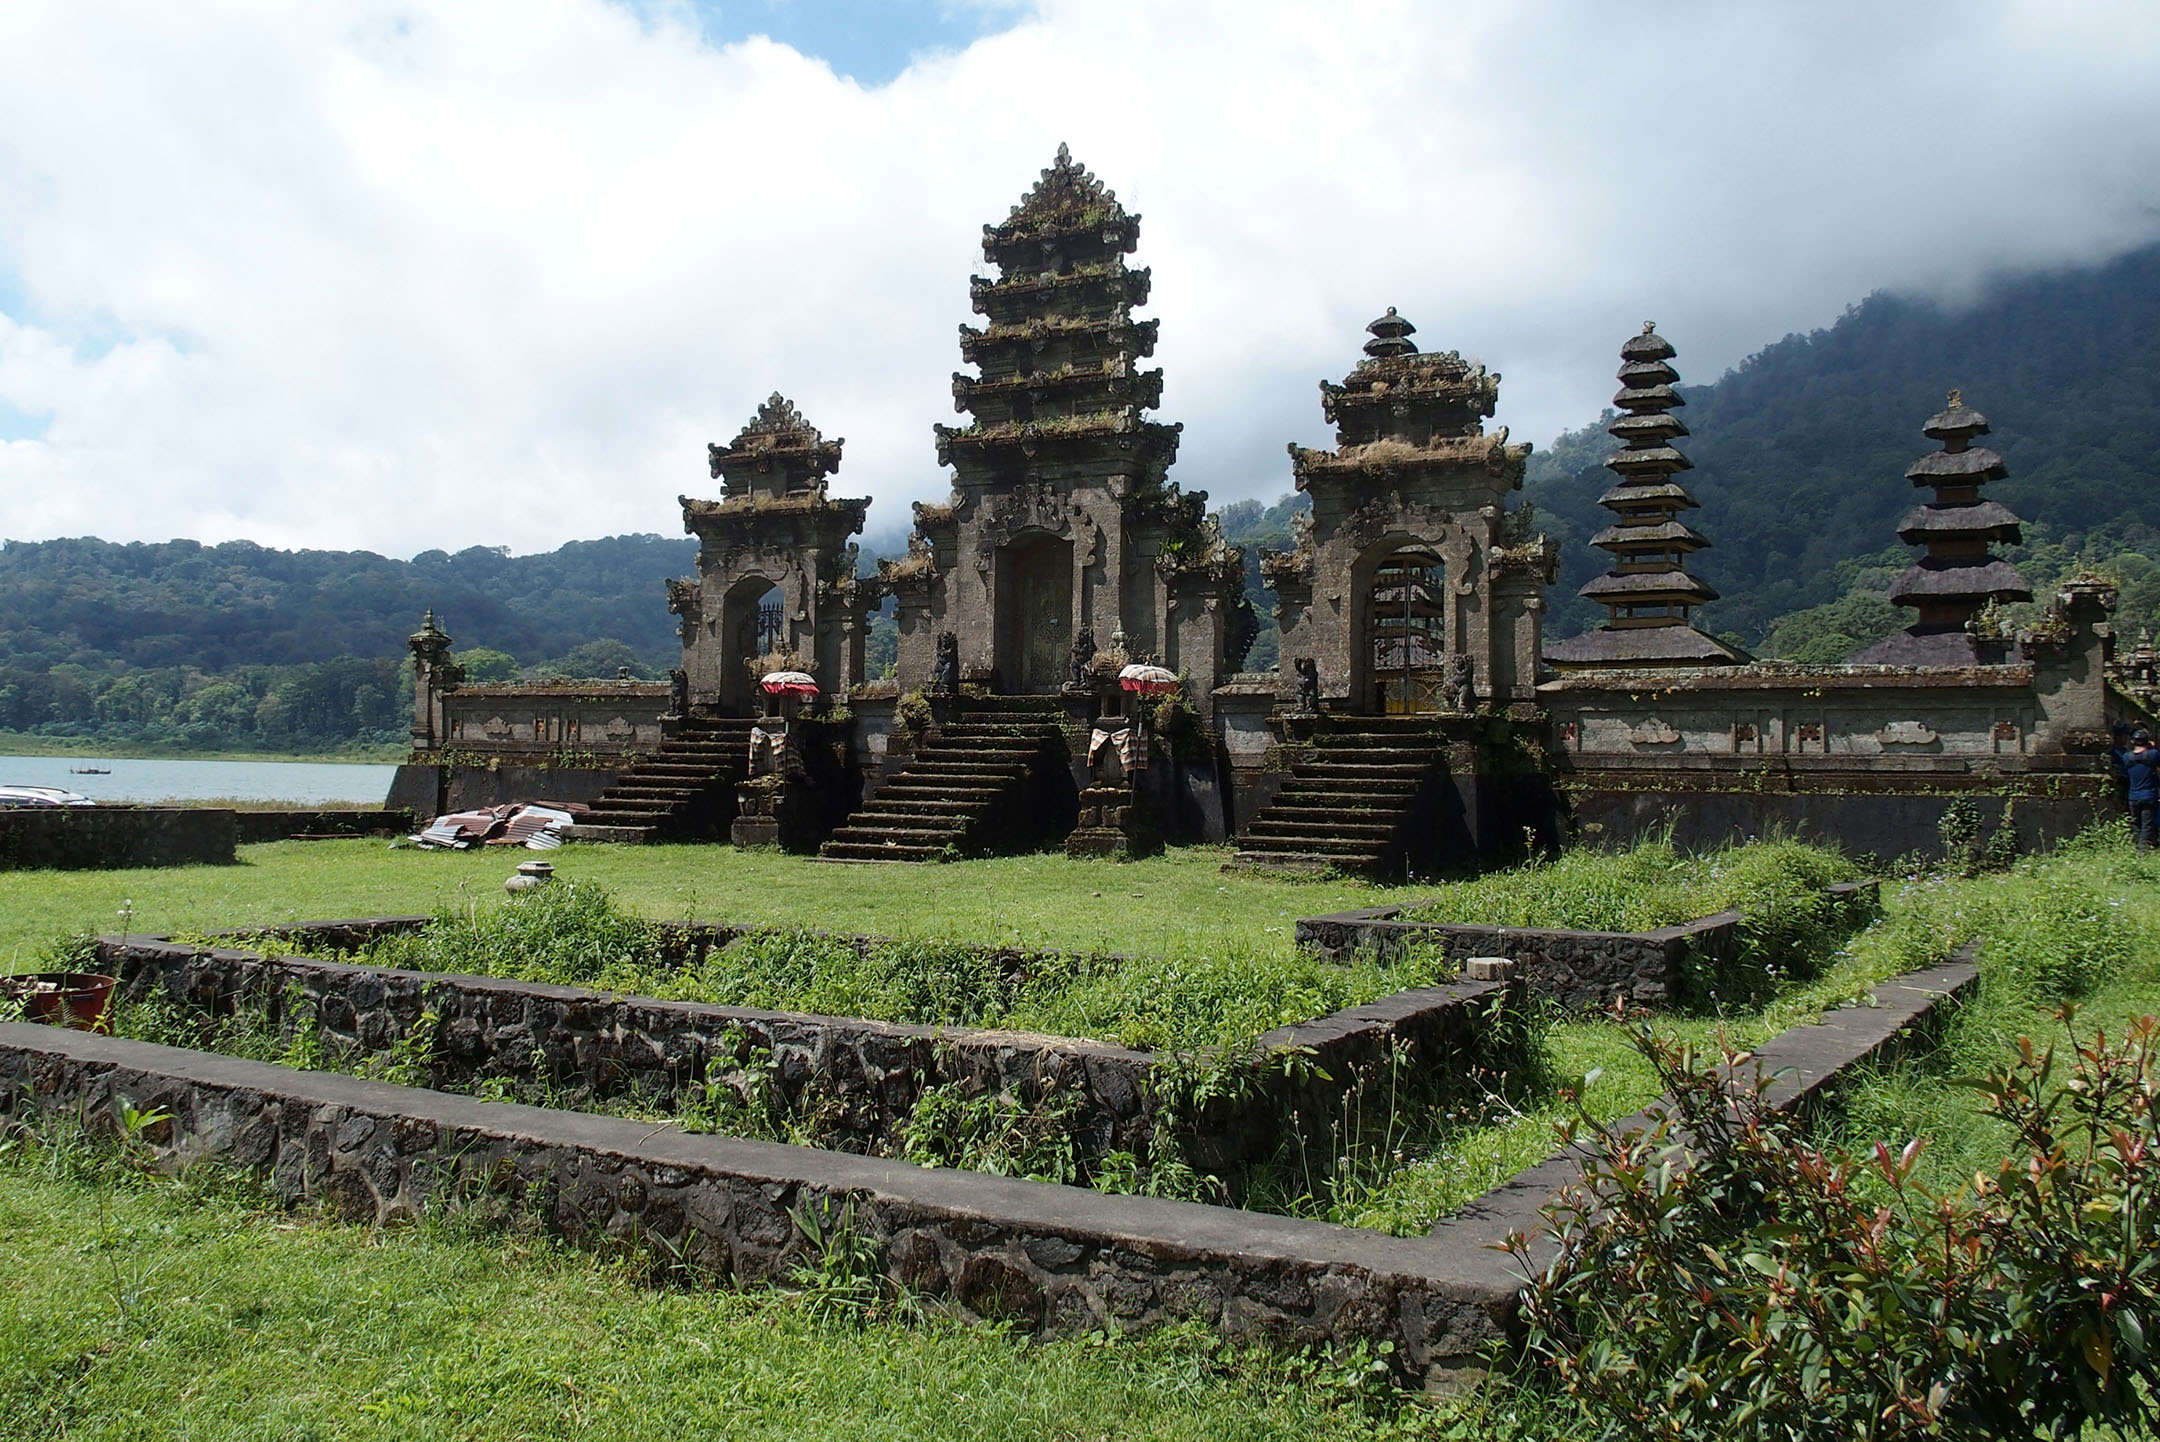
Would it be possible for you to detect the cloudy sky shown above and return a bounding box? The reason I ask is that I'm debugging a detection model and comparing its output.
[2,0,2157,557]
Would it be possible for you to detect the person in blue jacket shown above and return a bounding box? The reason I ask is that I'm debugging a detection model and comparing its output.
[2127,729,2160,850]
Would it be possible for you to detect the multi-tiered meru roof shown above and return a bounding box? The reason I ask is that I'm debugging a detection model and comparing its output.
[1285,307,1526,488]
[1847,390,2031,665]
[1545,325,1747,667]
[934,144,1179,482]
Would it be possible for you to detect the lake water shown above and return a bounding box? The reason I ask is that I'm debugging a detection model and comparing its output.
[0,755,397,806]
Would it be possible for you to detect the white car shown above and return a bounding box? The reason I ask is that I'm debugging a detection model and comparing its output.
[0,785,96,808]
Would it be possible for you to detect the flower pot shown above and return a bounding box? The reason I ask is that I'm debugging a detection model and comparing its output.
[3,971,118,1034]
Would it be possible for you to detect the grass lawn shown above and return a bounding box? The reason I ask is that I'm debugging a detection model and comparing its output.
[0,1150,1557,1441]
[0,840,1382,973]
[5,834,2160,1435]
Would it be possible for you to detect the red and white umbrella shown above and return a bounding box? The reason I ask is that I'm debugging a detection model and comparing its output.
[1118,663,1180,695]
[759,670,819,697]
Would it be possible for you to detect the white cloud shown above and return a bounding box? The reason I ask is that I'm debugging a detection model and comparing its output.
[1,0,2156,555]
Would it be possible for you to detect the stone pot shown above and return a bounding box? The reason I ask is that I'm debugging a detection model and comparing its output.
[505,860,556,895]
[3,971,118,1033]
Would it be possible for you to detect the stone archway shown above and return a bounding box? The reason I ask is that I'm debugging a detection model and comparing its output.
[718,574,786,715]
[1352,539,1447,714]
[996,532,1074,694]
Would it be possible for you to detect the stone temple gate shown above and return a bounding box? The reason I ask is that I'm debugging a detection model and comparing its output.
[1262,307,1552,716]
[669,394,871,715]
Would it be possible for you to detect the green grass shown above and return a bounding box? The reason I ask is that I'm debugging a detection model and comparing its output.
[1,1140,1570,1441]
[8,833,2160,1435]
[1397,836,1856,933]
[1322,832,2160,1232]
[0,840,1380,975]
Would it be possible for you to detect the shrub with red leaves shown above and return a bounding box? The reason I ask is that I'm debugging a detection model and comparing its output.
[1511,1014,2160,1440]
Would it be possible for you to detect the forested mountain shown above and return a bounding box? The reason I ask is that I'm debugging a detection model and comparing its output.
[1526,240,2160,649]
[0,534,695,753]
[0,533,697,672]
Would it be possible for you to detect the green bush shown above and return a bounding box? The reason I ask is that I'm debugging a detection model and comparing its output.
[1514,1015,2160,1440]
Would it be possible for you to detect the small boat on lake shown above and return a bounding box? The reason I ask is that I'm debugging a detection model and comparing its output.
[69,766,111,775]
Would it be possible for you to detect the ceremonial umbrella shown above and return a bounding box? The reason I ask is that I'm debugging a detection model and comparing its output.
[1117,663,1181,695]
[759,670,819,697]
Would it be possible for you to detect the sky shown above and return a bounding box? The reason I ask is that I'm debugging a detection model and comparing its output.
[2,0,2158,558]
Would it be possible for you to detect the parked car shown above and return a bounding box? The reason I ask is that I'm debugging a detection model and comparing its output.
[0,785,96,808]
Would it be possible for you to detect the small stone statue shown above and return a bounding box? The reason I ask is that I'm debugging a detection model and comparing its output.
[667,667,689,719]
[1068,625,1096,688]
[1447,654,1476,713]
[931,632,961,697]
[1293,657,1320,714]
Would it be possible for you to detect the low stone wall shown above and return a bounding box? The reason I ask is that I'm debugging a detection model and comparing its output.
[232,809,415,844]
[0,951,1978,1382]
[1429,951,1981,1286]
[98,933,1513,1174]
[0,1023,1516,1380]
[0,806,237,871]
[1295,881,1878,1011]
[1568,784,2112,864]
[442,765,628,816]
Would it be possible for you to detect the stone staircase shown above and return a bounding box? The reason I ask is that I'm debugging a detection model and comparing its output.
[819,697,1074,863]
[1228,717,1450,879]
[561,716,758,843]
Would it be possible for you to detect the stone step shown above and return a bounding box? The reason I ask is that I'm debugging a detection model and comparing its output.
[1268,781,1418,800]
[1244,819,1398,840]
[1299,761,1431,778]
[873,783,1004,801]
[824,830,963,851]
[560,823,654,844]
[1234,836,1387,858]
[868,798,985,816]
[1225,851,1343,875]
[818,841,950,863]
[1266,791,1417,811]
[899,760,1029,778]
[1310,746,1434,764]
[912,744,1041,763]
[935,727,1062,743]
[960,697,1069,713]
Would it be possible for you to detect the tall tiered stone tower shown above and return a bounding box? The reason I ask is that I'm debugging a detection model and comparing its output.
[1262,308,1549,712]
[1848,390,2032,664]
[671,394,871,714]
[885,145,1247,702]
[1546,325,1747,668]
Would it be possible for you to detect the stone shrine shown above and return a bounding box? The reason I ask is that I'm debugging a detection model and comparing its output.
[671,394,873,713]
[1847,390,2032,665]
[883,144,1249,703]
[1262,307,1551,714]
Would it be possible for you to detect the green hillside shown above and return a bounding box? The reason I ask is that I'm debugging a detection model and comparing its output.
[1527,240,2160,649]
[0,533,697,754]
